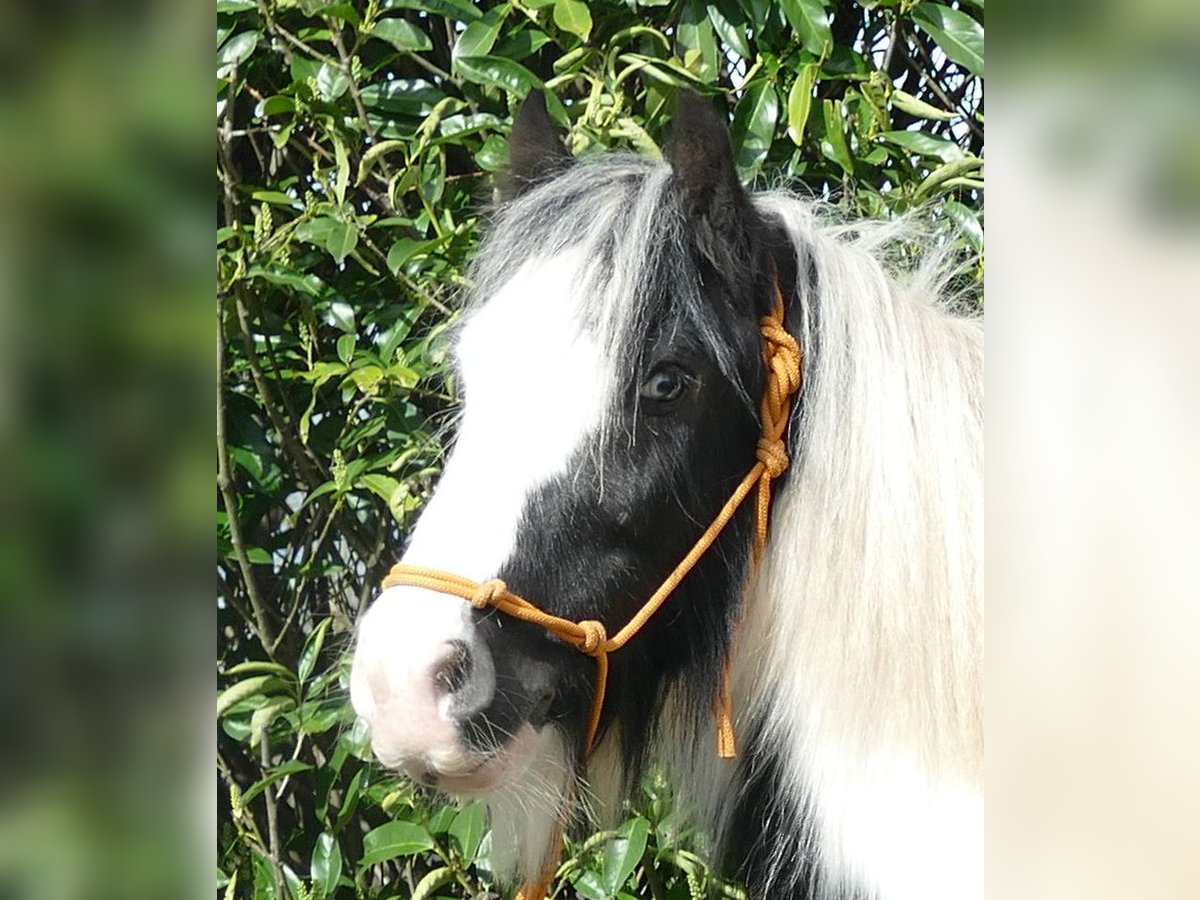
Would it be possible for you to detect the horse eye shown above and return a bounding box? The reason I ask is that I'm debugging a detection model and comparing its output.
[639,364,690,404]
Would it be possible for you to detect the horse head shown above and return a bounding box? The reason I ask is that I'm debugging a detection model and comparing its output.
[349,91,796,870]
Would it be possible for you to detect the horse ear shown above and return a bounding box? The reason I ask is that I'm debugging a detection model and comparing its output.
[666,92,750,252]
[502,91,570,200]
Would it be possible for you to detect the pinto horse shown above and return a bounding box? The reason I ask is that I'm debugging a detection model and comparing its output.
[350,93,983,900]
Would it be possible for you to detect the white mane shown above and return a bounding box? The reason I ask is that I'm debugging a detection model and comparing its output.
[661,193,984,900]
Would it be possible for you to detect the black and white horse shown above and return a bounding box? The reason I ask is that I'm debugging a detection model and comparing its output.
[350,93,982,900]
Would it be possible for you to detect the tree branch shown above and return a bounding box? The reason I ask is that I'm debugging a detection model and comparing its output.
[218,290,279,653]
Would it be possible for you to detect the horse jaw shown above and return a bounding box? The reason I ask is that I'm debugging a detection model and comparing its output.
[479,727,572,882]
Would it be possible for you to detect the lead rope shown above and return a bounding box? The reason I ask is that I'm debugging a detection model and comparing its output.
[381,277,801,900]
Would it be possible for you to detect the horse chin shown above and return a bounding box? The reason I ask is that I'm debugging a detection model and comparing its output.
[399,722,543,798]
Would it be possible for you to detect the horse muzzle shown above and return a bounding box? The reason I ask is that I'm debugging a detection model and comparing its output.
[349,584,552,795]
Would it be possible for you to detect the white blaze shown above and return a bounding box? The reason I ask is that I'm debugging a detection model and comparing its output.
[404,249,610,577]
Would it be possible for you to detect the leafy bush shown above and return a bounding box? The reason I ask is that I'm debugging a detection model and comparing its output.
[217,0,982,897]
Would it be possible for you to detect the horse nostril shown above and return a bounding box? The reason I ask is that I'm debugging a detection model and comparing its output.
[432,640,472,697]
[528,685,556,728]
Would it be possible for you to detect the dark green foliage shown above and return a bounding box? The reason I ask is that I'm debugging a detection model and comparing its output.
[217,1,982,896]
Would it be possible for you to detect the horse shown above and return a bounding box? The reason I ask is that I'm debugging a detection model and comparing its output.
[349,92,983,900]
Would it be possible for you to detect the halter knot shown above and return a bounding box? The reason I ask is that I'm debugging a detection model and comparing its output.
[471,578,507,609]
[756,437,789,477]
[576,620,607,655]
[761,319,802,396]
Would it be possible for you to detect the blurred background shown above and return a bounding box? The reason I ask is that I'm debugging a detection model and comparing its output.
[0,0,212,899]
[0,0,1195,898]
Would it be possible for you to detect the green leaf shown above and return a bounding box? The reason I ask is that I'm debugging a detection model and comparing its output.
[878,129,964,163]
[912,3,984,77]
[495,27,552,60]
[914,155,983,199]
[438,111,501,138]
[243,547,271,565]
[325,221,358,262]
[821,44,869,79]
[820,99,854,175]
[448,802,486,861]
[256,95,296,118]
[786,63,817,146]
[315,62,351,101]
[356,138,408,185]
[730,79,779,176]
[251,849,277,900]
[298,617,332,684]
[569,868,609,900]
[371,17,433,52]
[425,804,458,837]
[476,134,508,171]
[240,761,314,807]
[249,697,296,746]
[707,0,751,59]
[223,661,295,679]
[455,55,542,95]
[322,2,361,23]
[454,14,506,60]
[217,0,257,11]
[218,676,288,718]
[359,821,435,866]
[226,442,261,482]
[218,31,259,69]
[944,198,983,251]
[382,0,483,22]
[310,832,342,900]
[419,149,445,204]
[780,0,832,57]
[289,55,319,85]
[294,217,340,248]
[327,300,356,334]
[333,134,350,205]
[250,190,301,209]
[412,866,455,900]
[616,53,707,89]
[602,816,650,895]
[360,78,445,115]
[334,766,365,830]
[738,0,771,30]
[891,89,957,122]
[386,237,426,273]
[357,474,407,519]
[553,0,593,41]
[677,0,718,81]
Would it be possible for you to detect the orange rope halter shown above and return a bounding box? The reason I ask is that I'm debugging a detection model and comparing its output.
[379,277,801,900]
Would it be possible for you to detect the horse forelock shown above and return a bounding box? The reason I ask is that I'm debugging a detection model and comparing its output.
[465,155,766,418]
